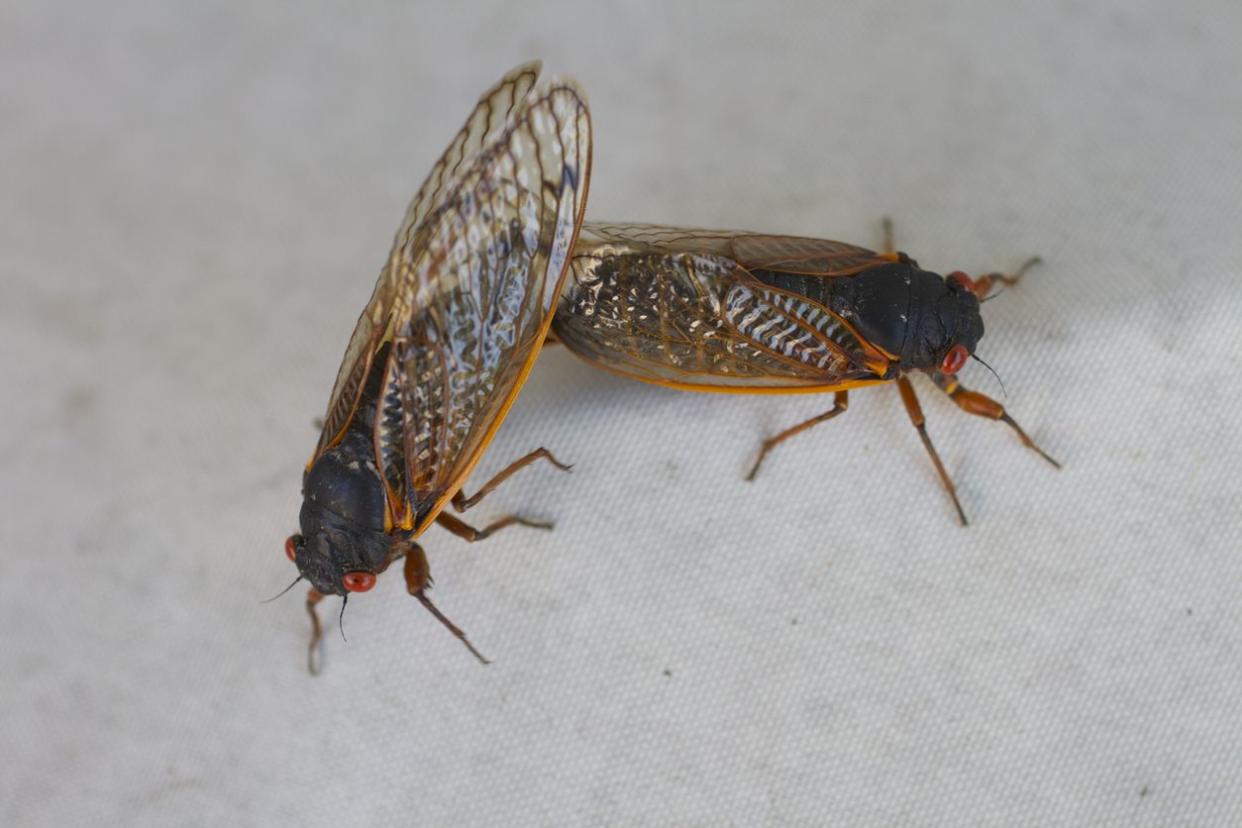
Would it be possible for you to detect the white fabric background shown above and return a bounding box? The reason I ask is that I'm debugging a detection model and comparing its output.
[3,1,1241,825]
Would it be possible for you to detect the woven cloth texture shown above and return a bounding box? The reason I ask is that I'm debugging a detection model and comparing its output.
[3,2,1240,825]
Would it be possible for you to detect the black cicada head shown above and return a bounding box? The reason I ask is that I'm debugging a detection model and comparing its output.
[909,269,985,377]
[284,438,395,597]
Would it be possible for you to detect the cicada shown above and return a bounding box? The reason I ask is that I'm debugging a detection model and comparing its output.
[281,63,591,672]
[552,219,1056,524]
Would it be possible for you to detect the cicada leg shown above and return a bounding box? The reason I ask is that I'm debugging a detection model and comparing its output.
[435,511,553,541]
[896,376,969,526]
[402,542,490,665]
[306,588,325,675]
[931,373,1060,468]
[745,390,849,482]
[880,217,1040,300]
[452,447,572,512]
[973,256,1042,298]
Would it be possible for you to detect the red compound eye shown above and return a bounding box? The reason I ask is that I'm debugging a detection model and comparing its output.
[940,344,969,375]
[342,571,376,593]
[284,535,299,562]
[948,270,976,295]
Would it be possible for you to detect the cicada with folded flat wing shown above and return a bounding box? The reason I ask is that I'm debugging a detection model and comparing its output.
[281,63,591,673]
[553,220,1056,524]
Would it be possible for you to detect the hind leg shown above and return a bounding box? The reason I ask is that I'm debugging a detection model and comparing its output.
[452,447,571,512]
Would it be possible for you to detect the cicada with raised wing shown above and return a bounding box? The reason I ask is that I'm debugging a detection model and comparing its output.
[552,219,1056,524]
[281,63,591,672]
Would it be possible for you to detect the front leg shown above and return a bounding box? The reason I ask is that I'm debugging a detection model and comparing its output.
[896,376,969,526]
[970,256,1042,299]
[931,373,1060,468]
[305,588,325,675]
[402,542,490,665]
[881,216,1040,300]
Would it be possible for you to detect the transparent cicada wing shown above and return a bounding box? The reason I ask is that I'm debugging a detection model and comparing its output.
[581,222,747,258]
[728,233,888,276]
[311,65,590,533]
[393,63,545,277]
[580,223,890,275]
[314,63,547,465]
[385,80,590,531]
[555,225,882,392]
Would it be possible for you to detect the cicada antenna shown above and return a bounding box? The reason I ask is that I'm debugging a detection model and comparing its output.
[261,575,304,604]
[338,594,349,642]
[971,353,1007,398]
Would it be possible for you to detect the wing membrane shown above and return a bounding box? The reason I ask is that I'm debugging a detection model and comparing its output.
[312,65,591,533]
[582,223,891,275]
[315,63,545,462]
[398,82,589,531]
[730,233,887,275]
[555,226,882,392]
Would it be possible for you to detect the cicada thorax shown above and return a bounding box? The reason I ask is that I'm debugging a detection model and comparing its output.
[750,258,985,376]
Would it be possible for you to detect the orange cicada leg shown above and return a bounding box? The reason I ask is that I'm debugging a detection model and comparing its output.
[451,447,572,512]
[972,256,1042,298]
[882,217,1040,300]
[745,390,849,482]
[402,542,490,665]
[932,374,1060,468]
[896,376,969,527]
[305,588,325,675]
[435,511,552,541]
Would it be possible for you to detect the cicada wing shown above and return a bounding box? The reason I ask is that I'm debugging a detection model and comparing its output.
[580,222,748,258]
[729,233,888,275]
[393,63,544,277]
[555,234,880,393]
[313,62,550,468]
[580,223,891,276]
[382,77,591,532]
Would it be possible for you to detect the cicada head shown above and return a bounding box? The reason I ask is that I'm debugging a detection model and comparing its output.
[911,270,985,377]
[285,438,395,597]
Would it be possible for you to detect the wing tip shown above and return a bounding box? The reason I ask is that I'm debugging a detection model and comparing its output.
[501,59,543,84]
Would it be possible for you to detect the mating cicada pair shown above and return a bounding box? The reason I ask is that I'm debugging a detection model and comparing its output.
[279,63,1056,672]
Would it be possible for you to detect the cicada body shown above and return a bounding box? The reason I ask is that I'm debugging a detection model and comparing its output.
[283,63,591,672]
[553,221,1056,523]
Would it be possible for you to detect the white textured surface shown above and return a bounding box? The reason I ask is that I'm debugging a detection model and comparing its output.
[3,2,1241,825]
